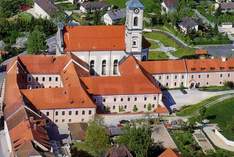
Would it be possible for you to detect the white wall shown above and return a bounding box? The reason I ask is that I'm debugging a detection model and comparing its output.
[93,93,163,113]
[41,108,96,124]
[153,73,188,88]
[73,51,128,76]
[27,74,63,89]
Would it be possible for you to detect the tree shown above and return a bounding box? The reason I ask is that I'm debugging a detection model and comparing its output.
[76,121,110,157]
[117,125,153,157]
[27,27,46,54]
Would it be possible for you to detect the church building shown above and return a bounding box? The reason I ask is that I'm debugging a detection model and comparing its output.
[56,0,150,76]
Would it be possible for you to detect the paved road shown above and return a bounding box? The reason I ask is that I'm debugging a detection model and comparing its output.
[167,89,234,110]
[203,126,234,152]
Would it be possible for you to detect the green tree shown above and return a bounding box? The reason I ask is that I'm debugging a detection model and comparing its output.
[117,125,152,157]
[27,27,46,54]
[76,121,110,157]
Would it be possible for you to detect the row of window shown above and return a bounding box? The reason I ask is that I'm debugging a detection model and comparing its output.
[101,96,157,103]
[106,104,156,110]
[165,82,184,87]
[158,73,231,81]
[191,73,230,79]
[158,75,185,80]
[90,59,118,76]
[28,76,59,82]
[54,118,86,123]
[46,110,92,116]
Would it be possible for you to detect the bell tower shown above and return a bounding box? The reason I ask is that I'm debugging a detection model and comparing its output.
[125,0,144,58]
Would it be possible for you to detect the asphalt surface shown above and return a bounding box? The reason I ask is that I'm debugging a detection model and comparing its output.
[199,44,234,57]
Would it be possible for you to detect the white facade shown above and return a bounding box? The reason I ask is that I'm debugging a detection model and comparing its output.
[33,3,50,19]
[152,70,234,89]
[27,74,63,89]
[41,108,96,124]
[153,73,188,88]
[179,24,198,34]
[125,7,144,54]
[93,93,163,113]
[73,51,129,76]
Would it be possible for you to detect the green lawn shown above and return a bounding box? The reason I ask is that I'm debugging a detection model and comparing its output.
[56,2,77,10]
[205,97,234,140]
[144,32,179,48]
[144,32,195,58]
[172,48,195,58]
[148,51,168,60]
[149,40,160,49]
[176,95,226,116]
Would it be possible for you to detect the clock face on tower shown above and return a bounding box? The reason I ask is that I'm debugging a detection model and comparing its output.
[134,8,140,14]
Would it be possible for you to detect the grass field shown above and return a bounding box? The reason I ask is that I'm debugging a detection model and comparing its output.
[144,32,195,58]
[176,95,226,116]
[205,97,234,140]
[148,40,160,49]
[148,51,168,60]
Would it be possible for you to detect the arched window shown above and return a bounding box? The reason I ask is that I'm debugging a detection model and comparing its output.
[113,60,118,75]
[134,17,138,26]
[102,60,106,75]
[90,60,95,75]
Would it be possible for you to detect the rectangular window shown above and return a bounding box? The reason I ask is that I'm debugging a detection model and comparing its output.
[182,75,184,79]
[191,75,194,79]
[207,74,209,78]
[89,110,92,115]
[154,96,156,100]
[46,112,49,116]
[82,111,85,115]
[175,75,177,79]
[114,98,116,102]
[28,76,32,82]
[62,111,65,115]
[144,97,147,101]
[167,76,169,79]
[198,75,201,78]
[69,111,72,115]
[55,111,58,116]
[55,77,58,81]
[75,111,78,115]
[159,76,162,80]
[49,77,52,81]
[103,98,106,102]
[42,77,45,81]
[134,97,137,101]
[128,97,130,101]
[228,73,230,77]
[220,74,223,78]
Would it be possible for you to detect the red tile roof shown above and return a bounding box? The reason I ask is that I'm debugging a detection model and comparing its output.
[195,49,208,55]
[63,25,126,52]
[154,105,169,114]
[186,58,234,73]
[140,60,187,74]
[159,148,180,157]
[81,56,161,95]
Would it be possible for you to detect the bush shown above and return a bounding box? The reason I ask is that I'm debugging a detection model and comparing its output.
[224,81,234,89]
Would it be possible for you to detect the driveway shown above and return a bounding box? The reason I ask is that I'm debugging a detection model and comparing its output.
[167,89,234,110]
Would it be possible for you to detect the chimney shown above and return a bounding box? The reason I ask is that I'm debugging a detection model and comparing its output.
[221,56,227,62]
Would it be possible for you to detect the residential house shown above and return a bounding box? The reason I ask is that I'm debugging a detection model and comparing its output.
[161,0,177,14]
[80,1,110,13]
[178,17,198,34]
[33,0,58,19]
[220,2,234,12]
[103,9,126,25]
